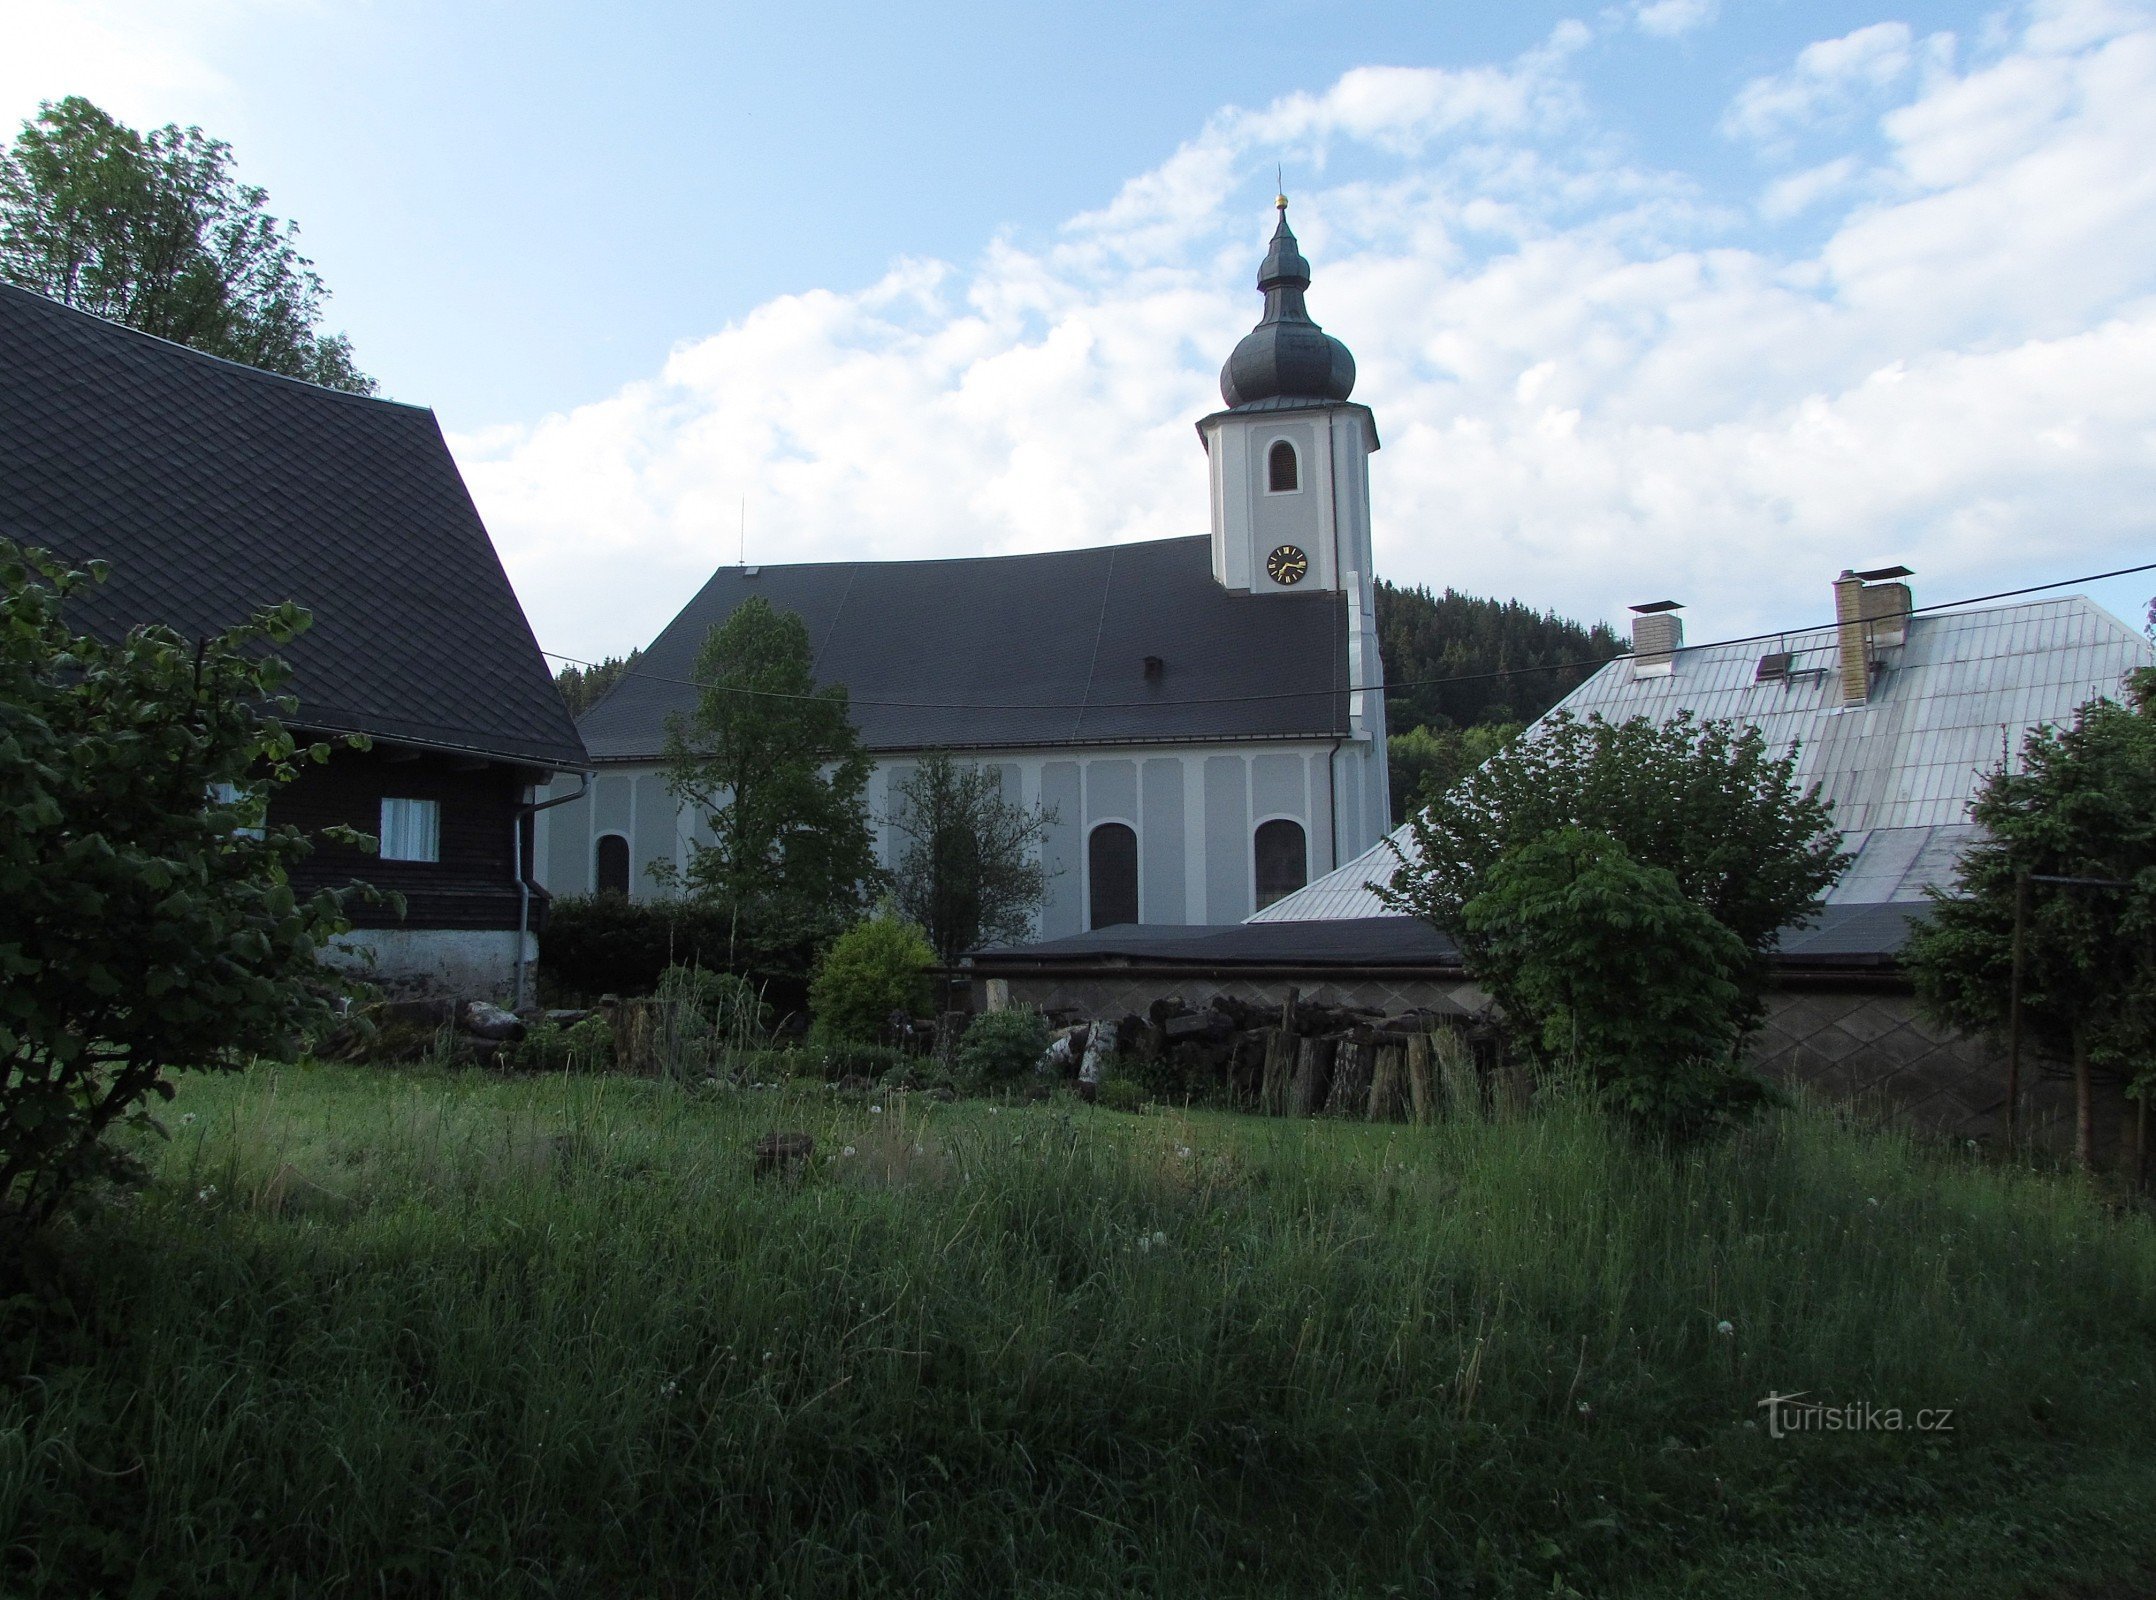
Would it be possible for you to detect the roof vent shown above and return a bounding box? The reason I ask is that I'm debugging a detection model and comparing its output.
[1143,655,1165,682]
[1755,651,1793,682]
[1628,601,1683,679]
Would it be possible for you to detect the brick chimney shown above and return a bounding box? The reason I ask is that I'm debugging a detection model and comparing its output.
[1834,566,1914,707]
[1834,570,1870,705]
[1629,601,1683,679]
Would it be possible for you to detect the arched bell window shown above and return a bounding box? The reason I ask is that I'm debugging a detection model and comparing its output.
[595,833,631,898]
[1088,822,1139,929]
[1267,439,1300,493]
[1254,818,1308,910]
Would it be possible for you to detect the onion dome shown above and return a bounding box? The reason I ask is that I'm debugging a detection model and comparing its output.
[1219,198,1357,408]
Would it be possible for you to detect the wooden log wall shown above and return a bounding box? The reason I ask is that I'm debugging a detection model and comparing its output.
[1057,992,1501,1124]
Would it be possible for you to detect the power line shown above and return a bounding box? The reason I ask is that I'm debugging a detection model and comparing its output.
[539,558,2156,715]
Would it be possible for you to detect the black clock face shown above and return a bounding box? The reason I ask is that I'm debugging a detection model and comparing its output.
[1266,544,1310,586]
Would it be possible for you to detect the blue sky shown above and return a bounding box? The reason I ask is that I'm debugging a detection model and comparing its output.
[6,0,2153,660]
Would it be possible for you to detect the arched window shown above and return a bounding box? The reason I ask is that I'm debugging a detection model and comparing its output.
[1254,819,1308,910]
[595,833,631,898]
[1088,823,1139,929]
[1267,439,1299,493]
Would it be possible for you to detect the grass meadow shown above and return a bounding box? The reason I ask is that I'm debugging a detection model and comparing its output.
[3,1061,2154,1598]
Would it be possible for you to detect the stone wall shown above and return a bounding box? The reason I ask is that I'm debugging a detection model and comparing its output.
[996,972,2138,1167]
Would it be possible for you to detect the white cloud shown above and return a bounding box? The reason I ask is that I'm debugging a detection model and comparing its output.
[457,6,2156,661]
[1760,156,1859,220]
[1633,0,1719,40]
[0,0,261,135]
[1723,23,1926,143]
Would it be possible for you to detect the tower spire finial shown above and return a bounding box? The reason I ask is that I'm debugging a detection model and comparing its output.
[1276,163,1287,210]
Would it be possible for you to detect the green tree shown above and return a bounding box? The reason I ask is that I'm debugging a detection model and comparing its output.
[1388,721,1521,820]
[887,753,1056,965]
[1377,711,1844,1033]
[1462,827,1763,1139]
[662,597,881,956]
[0,97,372,393]
[554,649,643,719]
[809,910,934,1046]
[0,542,371,1237]
[1905,678,2156,1168]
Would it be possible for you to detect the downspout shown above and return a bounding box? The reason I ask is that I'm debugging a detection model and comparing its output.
[1327,736,1343,873]
[514,771,593,1011]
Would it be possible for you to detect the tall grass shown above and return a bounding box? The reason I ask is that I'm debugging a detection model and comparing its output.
[2,1064,2152,1597]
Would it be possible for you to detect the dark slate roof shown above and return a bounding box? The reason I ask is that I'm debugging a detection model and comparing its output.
[578,535,1350,758]
[973,903,1930,971]
[0,284,586,770]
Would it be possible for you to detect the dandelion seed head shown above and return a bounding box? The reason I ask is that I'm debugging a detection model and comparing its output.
[1716,1320,1734,1336]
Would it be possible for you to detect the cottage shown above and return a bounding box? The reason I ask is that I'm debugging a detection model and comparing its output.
[0,282,588,1000]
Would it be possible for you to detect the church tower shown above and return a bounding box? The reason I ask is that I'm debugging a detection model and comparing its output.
[1198,197,1388,787]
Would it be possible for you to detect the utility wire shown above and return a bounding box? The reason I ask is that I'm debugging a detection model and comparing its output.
[540,558,2156,714]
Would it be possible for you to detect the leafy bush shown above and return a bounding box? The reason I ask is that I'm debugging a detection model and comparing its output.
[538,893,809,1015]
[1462,827,1764,1140]
[0,543,370,1235]
[954,1008,1049,1091]
[1096,1076,1147,1113]
[808,912,934,1046]
[1124,1046,1222,1107]
[508,1014,617,1076]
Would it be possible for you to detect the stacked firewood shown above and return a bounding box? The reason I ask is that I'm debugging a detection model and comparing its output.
[1042,991,1501,1122]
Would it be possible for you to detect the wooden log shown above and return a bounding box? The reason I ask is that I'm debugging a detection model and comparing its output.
[1368,1044,1408,1123]
[1260,1028,1296,1117]
[1289,1036,1336,1117]
[1324,1038,1372,1116]
[616,997,662,1076]
[1436,1027,1482,1120]
[1406,1035,1435,1125]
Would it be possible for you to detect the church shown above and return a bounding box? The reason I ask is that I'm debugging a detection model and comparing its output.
[536,199,1392,936]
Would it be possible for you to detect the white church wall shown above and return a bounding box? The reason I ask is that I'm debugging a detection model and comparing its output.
[1140,757,1184,925]
[533,738,1377,936]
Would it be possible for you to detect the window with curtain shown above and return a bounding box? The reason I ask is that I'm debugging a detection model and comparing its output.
[1254,818,1307,910]
[378,797,441,863]
[595,833,631,897]
[1267,439,1299,493]
[1088,822,1139,930]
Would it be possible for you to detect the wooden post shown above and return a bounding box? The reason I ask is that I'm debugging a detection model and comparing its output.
[1406,1035,1435,1126]
[2006,867,2030,1146]
[1436,1029,1482,1121]
[1280,986,1300,1034]
[1369,1044,1407,1123]
[1290,1037,1336,1117]
[1260,1028,1296,1117]
[1324,1038,1372,1117]
[2136,1088,2150,1195]
[2073,1026,2093,1172]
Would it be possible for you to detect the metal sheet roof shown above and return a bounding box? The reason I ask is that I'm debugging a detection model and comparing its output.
[1254,594,2153,930]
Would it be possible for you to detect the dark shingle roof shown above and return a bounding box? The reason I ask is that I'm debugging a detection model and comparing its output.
[579,536,1350,758]
[0,284,586,770]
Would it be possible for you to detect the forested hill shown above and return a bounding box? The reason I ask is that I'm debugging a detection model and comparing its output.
[554,649,644,720]
[1377,581,1625,733]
